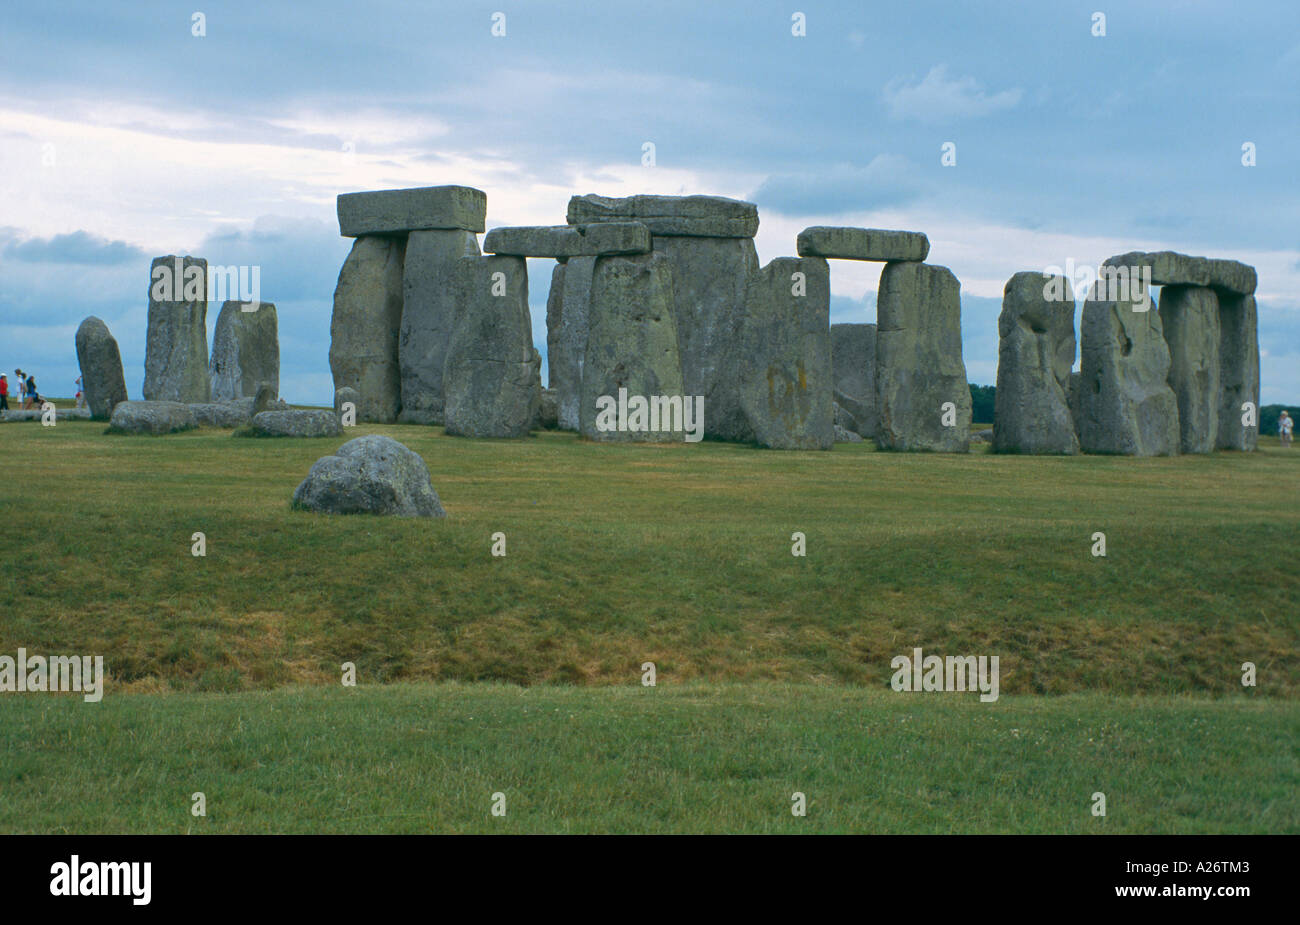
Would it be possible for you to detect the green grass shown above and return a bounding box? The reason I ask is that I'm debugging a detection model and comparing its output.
[2,683,1295,834]
[2,418,1297,695]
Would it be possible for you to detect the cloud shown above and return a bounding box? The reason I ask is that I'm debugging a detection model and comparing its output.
[749,156,925,217]
[883,65,1022,123]
[5,230,145,265]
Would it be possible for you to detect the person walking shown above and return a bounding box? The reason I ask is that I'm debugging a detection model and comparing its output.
[74,375,85,409]
[0,374,8,411]
[15,369,25,405]
[22,374,40,410]
[1280,410,1293,448]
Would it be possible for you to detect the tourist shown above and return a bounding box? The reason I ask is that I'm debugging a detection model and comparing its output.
[0,374,8,411]
[74,375,85,409]
[1280,410,1293,448]
[22,374,40,410]
[15,369,25,405]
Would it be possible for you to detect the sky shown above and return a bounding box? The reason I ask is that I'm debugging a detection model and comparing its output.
[1,0,1297,405]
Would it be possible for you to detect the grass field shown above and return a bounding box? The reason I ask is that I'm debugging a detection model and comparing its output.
[2,684,1295,834]
[2,415,1296,832]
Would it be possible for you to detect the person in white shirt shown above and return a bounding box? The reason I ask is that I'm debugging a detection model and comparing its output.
[1280,410,1293,448]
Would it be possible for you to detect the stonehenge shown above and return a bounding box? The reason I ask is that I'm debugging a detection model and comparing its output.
[330,235,407,423]
[992,273,1078,455]
[144,256,210,403]
[831,324,878,439]
[1159,285,1221,454]
[1216,293,1259,451]
[74,316,128,420]
[210,300,279,402]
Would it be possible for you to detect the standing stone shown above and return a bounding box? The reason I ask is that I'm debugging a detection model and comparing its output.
[74,316,128,420]
[735,257,834,449]
[652,235,760,441]
[1216,293,1259,451]
[831,324,878,438]
[398,229,481,424]
[546,257,596,432]
[144,256,210,403]
[580,253,686,442]
[1159,285,1220,454]
[443,256,540,438]
[1076,278,1180,456]
[992,273,1079,455]
[330,236,406,423]
[209,300,279,402]
[334,386,360,415]
[875,263,971,452]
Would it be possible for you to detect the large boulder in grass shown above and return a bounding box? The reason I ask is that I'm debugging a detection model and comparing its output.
[75,316,129,419]
[292,435,446,517]
[189,402,252,428]
[108,400,197,435]
[250,410,343,438]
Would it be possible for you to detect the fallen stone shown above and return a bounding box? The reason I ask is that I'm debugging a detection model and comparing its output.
[443,256,540,438]
[189,402,251,428]
[398,229,481,424]
[484,223,651,258]
[735,257,834,449]
[108,400,197,435]
[567,194,759,238]
[1075,280,1181,456]
[580,253,687,442]
[972,428,994,444]
[875,262,972,452]
[1,407,92,422]
[250,410,343,438]
[144,255,210,403]
[797,227,929,262]
[545,257,596,431]
[831,324,878,438]
[652,235,760,440]
[991,272,1079,455]
[292,434,446,518]
[834,424,864,443]
[1159,285,1220,454]
[1216,293,1260,451]
[1105,251,1256,296]
[337,185,486,236]
[209,300,279,402]
[330,235,406,423]
[538,388,559,430]
[75,316,128,420]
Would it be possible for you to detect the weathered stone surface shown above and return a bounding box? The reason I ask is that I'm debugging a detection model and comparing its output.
[398,229,480,424]
[875,262,971,452]
[1105,251,1256,296]
[735,257,833,449]
[330,235,407,423]
[75,316,128,420]
[189,402,251,428]
[337,186,486,236]
[797,227,929,263]
[538,388,559,430]
[992,272,1079,455]
[251,409,343,438]
[252,384,277,416]
[652,235,760,440]
[443,256,540,438]
[292,434,446,518]
[108,400,197,435]
[831,324,878,438]
[580,253,687,442]
[972,428,994,444]
[209,300,279,402]
[1216,293,1259,451]
[567,194,759,238]
[1159,285,1220,454]
[334,387,360,415]
[834,424,864,443]
[144,256,210,403]
[545,257,596,431]
[1076,281,1181,456]
[1,407,91,422]
[484,223,651,258]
